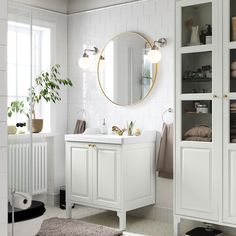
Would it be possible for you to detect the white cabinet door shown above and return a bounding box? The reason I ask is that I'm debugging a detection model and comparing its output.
[66,142,92,204]
[175,0,222,223]
[176,144,220,221]
[92,144,121,209]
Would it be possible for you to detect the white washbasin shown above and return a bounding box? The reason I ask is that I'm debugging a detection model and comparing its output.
[65,130,157,144]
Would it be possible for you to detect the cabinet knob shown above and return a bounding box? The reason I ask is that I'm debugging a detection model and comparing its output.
[213,95,217,98]
[88,144,92,147]
[224,94,228,98]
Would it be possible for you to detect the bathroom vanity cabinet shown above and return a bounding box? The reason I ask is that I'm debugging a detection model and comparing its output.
[65,132,156,230]
[175,0,236,234]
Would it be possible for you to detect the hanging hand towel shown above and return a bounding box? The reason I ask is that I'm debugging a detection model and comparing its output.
[157,123,173,179]
[74,120,86,134]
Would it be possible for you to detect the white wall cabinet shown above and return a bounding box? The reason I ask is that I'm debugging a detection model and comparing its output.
[65,132,156,230]
[175,0,236,234]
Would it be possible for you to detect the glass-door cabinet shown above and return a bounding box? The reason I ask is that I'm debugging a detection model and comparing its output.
[223,0,236,226]
[175,0,222,223]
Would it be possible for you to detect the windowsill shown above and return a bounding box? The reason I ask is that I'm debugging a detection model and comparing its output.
[8,132,58,141]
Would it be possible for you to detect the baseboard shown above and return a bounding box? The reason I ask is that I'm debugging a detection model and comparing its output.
[128,206,173,224]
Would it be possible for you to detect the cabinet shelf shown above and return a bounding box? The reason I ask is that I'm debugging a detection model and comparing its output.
[184,112,212,115]
[180,94,212,101]
[180,44,213,54]
[183,77,212,82]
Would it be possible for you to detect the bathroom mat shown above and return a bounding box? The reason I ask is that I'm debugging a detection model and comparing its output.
[36,217,123,236]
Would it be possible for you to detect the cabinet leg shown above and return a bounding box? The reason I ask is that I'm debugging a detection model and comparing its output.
[66,202,73,219]
[117,211,126,230]
[174,215,181,236]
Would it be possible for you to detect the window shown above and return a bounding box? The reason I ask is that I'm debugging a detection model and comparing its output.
[8,21,51,132]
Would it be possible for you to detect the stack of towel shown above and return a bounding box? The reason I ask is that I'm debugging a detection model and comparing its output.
[184,125,212,142]
[231,61,236,78]
[231,103,236,143]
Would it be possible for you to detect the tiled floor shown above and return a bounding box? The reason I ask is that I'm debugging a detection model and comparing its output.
[45,205,173,236]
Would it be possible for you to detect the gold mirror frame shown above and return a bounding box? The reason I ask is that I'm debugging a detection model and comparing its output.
[97,31,158,106]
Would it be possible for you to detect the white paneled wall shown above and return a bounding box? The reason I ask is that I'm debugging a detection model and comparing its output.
[67,0,175,221]
[0,0,8,234]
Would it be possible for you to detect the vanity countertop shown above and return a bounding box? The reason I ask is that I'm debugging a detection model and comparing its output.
[65,130,156,144]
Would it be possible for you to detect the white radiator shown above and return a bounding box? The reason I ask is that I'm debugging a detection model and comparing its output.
[8,142,47,195]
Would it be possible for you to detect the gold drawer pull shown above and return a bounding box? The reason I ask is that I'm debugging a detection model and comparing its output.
[88,144,96,148]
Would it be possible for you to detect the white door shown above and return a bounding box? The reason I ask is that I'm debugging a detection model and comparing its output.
[175,0,222,221]
[92,144,121,209]
[66,142,93,204]
[222,0,236,225]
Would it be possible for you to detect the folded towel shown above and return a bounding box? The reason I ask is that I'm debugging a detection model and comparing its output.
[157,123,173,179]
[231,61,236,70]
[185,136,212,142]
[184,125,212,138]
[36,217,123,236]
[231,70,236,78]
[231,102,236,108]
[74,120,86,134]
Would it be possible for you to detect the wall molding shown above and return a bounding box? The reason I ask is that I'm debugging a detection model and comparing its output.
[8,1,68,15]
[68,0,150,15]
[9,0,152,16]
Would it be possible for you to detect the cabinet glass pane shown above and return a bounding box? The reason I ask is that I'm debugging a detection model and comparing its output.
[230,49,236,92]
[230,100,236,143]
[230,0,236,42]
[182,52,212,94]
[182,3,212,47]
[182,100,212,142]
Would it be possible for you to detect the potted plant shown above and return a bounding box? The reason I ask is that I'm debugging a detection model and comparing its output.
[8,64,73,133]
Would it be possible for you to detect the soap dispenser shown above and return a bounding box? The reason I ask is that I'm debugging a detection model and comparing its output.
[100,118,107,135]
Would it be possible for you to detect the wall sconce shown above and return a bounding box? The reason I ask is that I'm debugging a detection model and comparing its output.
[147,38,167,64]
[78,47,98,70]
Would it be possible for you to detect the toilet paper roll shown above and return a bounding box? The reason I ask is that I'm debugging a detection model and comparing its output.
[9,192,32,210]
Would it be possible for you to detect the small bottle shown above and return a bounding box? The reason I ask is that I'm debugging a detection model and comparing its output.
[205,24,212,44]
[100,119,107,135]
[200,30,206,44]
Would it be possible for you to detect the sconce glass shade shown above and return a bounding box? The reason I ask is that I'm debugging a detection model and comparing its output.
[78,55,90,70]
[147,48,162,64]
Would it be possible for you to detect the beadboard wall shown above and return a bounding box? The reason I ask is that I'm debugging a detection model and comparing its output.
[0,0,8,234]
[67,0,175,222]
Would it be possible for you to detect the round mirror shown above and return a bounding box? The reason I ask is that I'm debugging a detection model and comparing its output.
[97,32,157,106]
